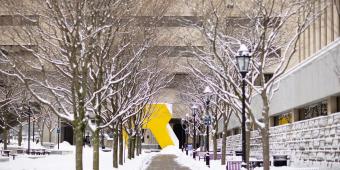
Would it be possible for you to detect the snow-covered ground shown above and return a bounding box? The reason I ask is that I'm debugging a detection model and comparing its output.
[159,146,224,170]
[0,142,155,170]
[0,143,320,170]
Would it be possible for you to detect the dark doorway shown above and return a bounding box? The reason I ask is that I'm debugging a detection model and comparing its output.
[172,119,185,149]
[62,124,74,145]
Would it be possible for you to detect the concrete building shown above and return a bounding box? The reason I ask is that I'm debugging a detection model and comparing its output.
[222,1,340,169]
[1,1,339,169]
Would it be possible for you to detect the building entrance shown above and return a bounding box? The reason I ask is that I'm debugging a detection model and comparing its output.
[171,119,185,149]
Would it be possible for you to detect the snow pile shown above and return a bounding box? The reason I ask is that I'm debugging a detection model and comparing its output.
[0,146,156,170]
[116,151,157,170]
[160,145,181,155]
[158,146,224,170]
[54,141,74,150]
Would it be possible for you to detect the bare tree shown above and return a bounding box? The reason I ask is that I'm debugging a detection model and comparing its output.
[182,0,324,169]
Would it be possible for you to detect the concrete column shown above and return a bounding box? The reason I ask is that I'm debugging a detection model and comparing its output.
[291,109,300,123]
[327,96,337,114]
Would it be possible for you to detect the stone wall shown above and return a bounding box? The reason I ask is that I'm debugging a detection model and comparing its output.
[224,112,340,170]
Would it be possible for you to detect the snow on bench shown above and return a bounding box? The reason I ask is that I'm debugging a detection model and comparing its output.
[0,157,9,162]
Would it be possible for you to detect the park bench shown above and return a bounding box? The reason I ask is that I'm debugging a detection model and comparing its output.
[1,150,10,157]
[197,151,223,160]
[226,159,269,170]
[1,150,18,160]
[0,157,9,162]
[10,153,17,160]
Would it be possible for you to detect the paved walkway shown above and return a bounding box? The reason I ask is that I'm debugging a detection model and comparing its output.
[145,154,191,170]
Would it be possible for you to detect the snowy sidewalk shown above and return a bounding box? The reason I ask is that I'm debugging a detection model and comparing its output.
[145,154,190,170]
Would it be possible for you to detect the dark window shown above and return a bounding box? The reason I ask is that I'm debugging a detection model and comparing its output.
[136,16,202,27]
[168,73,188,88]
[146,46,204,57]
[254,73,274,86]
[0,15,39,26]
[337,96,340,112]
[233,128,240,135]
[298,101,328,121]
[0,15,13,25]
[227,130,232,136]
[0,45,38,56]
[264,73,273,83]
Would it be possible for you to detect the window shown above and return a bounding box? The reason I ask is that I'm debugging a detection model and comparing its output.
[227,130,232,136]
[167,73,188,88]
[254,73,274,86]
[264,73,273,83]
[146,46,204,57]
[0,15,39,26]
[273,113,291,126]
[0,45,38,56]
[298,101,327,121]
[233,128,240,135]
[337,96,340,112]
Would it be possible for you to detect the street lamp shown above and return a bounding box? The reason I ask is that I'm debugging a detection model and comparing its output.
[26,106,32,154]
[57,108,62,150]
[32,116,35,143]
[235,44,251,166]
[203,86,212,167]
[57,116,60,150]
[191,104,198,159]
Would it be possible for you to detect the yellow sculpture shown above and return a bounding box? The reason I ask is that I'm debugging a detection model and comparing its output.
[143,103,178,148]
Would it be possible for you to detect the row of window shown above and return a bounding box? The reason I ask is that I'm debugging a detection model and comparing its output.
[272,97,340,127]
[0,15,39,26]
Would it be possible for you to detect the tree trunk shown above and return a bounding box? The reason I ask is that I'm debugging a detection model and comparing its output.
[41,123,45,145]
[74,122,84,170]
[118,120,123,165]
[92,129,100,170]
[213,133,217,160]
[3,128,8,150]
[261,127,270,170]
[138,135,142,155]
[221,128,227,165]
[48,130,52,143]
[128,137,132,159]
[18,125,22,146]
[136,135,140,156]
[131,136,135,159]
[261,94,271,170]
[113,126,118,168]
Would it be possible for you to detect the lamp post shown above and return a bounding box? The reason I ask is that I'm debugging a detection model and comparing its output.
[32,117,35,142]
[235,44,251,166]
[57,116,60,150]
[27,106,32,154]
[191,104,198,159]
[203,86,212,167]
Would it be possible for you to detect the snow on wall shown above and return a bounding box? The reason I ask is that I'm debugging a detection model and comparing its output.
[224,112,340,170]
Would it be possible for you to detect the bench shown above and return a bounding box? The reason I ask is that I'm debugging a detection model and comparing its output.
[10,154,17,160]
[226,161,242,170]
[0,157,9,162]
[197,151,223,160]
[226,159,270,170]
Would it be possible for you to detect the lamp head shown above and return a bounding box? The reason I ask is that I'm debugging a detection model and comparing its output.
[236,44,251,75]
